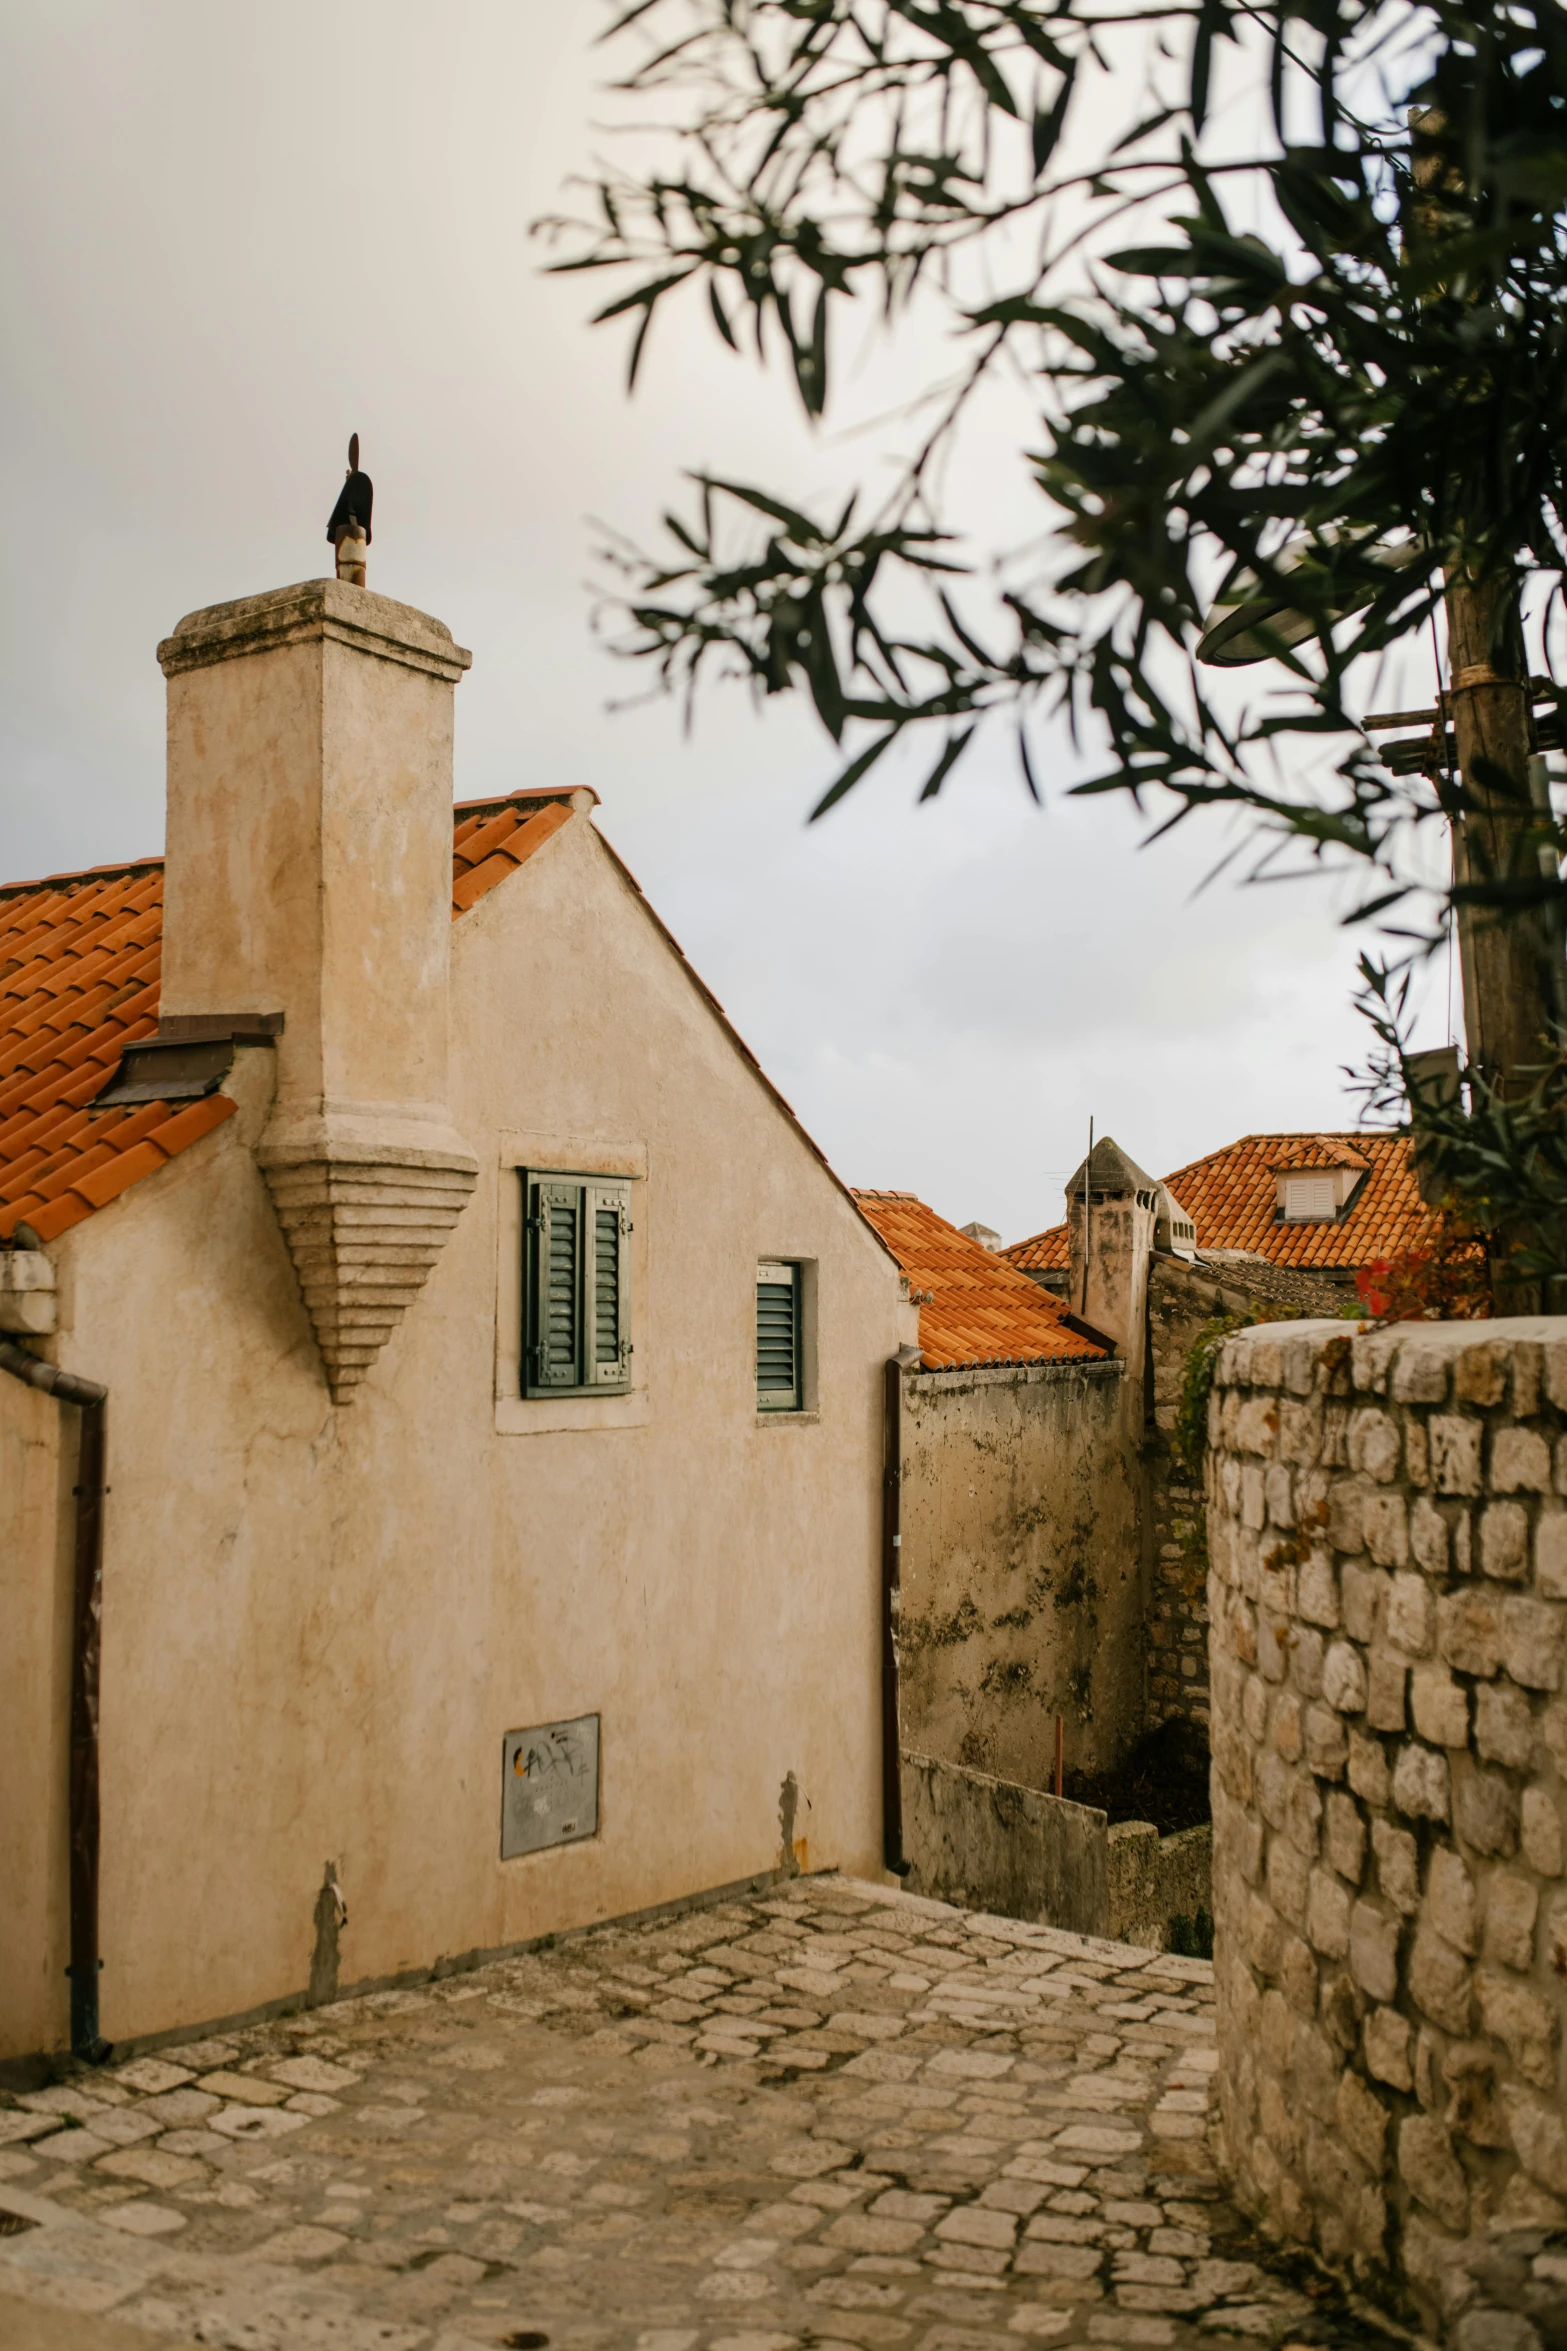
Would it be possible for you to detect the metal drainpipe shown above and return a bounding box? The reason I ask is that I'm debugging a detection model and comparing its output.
[881,1355,911,1876]
[1,1339,111,2063]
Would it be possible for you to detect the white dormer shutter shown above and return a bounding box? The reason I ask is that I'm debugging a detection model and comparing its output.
[1283,1175,1336,1222]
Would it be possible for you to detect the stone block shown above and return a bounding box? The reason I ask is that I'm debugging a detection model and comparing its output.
[1236,1398,1279,1457]
[1410,1666,1469,1749]
[1364,2005,1413,2091]
[1454,1342,1508,1408]
[1439,1589,1502,1678]
[1348,1731,1391,1808]
[1501,2086,1567,2197]
[1387,1571,1434,1657]
[1243,1462,1269,1533]
[1298,1554,1339,1629]
[1323,1641,1367,1716]
[1538,1510,1567,1600]
[1271,1689,1303,1761]
[1431,1416,1484,1496]
[1514,1341,1544,1419]
[1441,2042,1511,2150]
[1414,2025,1442,2111]
[1363,1494,1409,1568]
[1393,1342,1451,1405]
[1292,2018,1341,2123]
[1484,1873,1538,1972]
[1480,1501,1531,1582]
[1265,1461,1296,1526]
[1546,1339,1567,1414]
[1336,2070,1390,2175]
[1286,1774,1324,1858]
[1320,1966,1360,2055]
[1268,1833,1311,1930]
[1341,1563,1387,1645]
[1410,1498,1449,1577]
[1477,1971,1558,2087]
[1398,2114,1469,2231]
[1246,1893,1284,1977]
[1348,1900,1400,2003]
[1501,1597,1565,1690]
[1392,1741,1450,1823]
[1453,1763,1520,1857]
[1474,1682,1535,1772]
[1405,1417,1429,1487]
[1304,1703,1348,1781]
[1329,1482,1365,1555]
[1260,1987,1294,2071]
[1325,1791,1366,1885]
[1522,1787,1563,1878]
[1367,1654,1407,1734]
[1306,1868,1352,1959]
[1350,1409,1401,1484]
[1257,1751,1291,1830]
[1409,1925,1472,2033]
[1373,1819,1419,1915]
[1426,1848,1478,1955]
[1292,1626,1326,1698]
[1493,1428,1552,1495]
[1280,1931,1319,2017]
[1242,1672,1269,1742]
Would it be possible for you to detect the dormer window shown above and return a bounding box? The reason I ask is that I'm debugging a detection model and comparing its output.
[1283,1175,1336,1222]
[1269,1138,1369,1224]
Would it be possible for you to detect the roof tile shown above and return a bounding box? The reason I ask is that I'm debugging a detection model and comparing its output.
[1005,1130,1436,1277]
[852,1190,1106,1370]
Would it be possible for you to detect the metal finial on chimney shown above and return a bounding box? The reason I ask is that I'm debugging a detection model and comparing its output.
[326,434,373,587]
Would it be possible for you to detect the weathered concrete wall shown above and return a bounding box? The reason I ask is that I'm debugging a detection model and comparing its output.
[0,809,912,2060]
[1108,1821,1213,1949]
[899,1358,1143,1781]
[1208,1316,1567,2335]
[900,1751,1108,1935]
[901,1752,1212,1950]
[0,1378,74,2062]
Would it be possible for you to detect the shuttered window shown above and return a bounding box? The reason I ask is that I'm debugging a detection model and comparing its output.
[523,1174,631,1396]
[1283,1176,1336,1223]
[756,1261,801,1410]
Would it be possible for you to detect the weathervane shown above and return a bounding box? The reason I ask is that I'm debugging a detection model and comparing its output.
[326,433,373,586]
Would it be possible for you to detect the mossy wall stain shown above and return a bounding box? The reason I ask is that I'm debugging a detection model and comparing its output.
[899,1358,1142,1782]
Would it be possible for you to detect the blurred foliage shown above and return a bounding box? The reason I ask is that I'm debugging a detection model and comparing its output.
[542,0,1567,1266]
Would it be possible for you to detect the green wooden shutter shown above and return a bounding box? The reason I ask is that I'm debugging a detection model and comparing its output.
[756,1262,800,1409]
[532,1178,583,1388]
[586,1182,632,1389]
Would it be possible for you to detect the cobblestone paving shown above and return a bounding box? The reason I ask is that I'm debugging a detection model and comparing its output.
[0,1876,1373,2351]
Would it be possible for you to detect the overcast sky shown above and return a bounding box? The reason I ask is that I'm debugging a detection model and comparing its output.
[0,3,1452,1242]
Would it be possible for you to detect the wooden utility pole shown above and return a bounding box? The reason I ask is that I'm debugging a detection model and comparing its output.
[1445,569,1561,1088]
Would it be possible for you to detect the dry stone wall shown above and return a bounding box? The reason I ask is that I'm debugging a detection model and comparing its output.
[1207,1316,1567,2335]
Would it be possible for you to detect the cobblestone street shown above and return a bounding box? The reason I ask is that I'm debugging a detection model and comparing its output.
[0,1877,1366,2351]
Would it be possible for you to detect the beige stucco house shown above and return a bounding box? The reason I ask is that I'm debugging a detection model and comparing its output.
[0,576,914,2068]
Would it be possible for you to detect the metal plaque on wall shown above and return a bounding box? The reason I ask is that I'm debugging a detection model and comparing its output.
[501,1714,599,1859]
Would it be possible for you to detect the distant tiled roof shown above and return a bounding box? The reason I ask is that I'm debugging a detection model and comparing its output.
[0,790,579,1245]
[1264,1134,1369,1173]
[853,1190,1107,1371]
[1004,1130,1435,1279]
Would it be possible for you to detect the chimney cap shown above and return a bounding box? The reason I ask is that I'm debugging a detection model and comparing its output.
[1065,1134,1156,1201]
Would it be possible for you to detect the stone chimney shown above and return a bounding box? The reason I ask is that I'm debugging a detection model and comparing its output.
[1064,1135,1159,1373]
[157,580,478,1401]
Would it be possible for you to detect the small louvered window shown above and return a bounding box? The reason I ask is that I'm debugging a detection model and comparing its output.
[523,1174,631,1397]
[1283,1176,1336,1223]
[756,1261,801,1410]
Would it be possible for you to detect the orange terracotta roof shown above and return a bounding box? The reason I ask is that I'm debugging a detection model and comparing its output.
[1004,1130,1437,1278]
[1264,1134,1369,1173]
[853,1190,1107,1371]
[0,791,582,1246]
